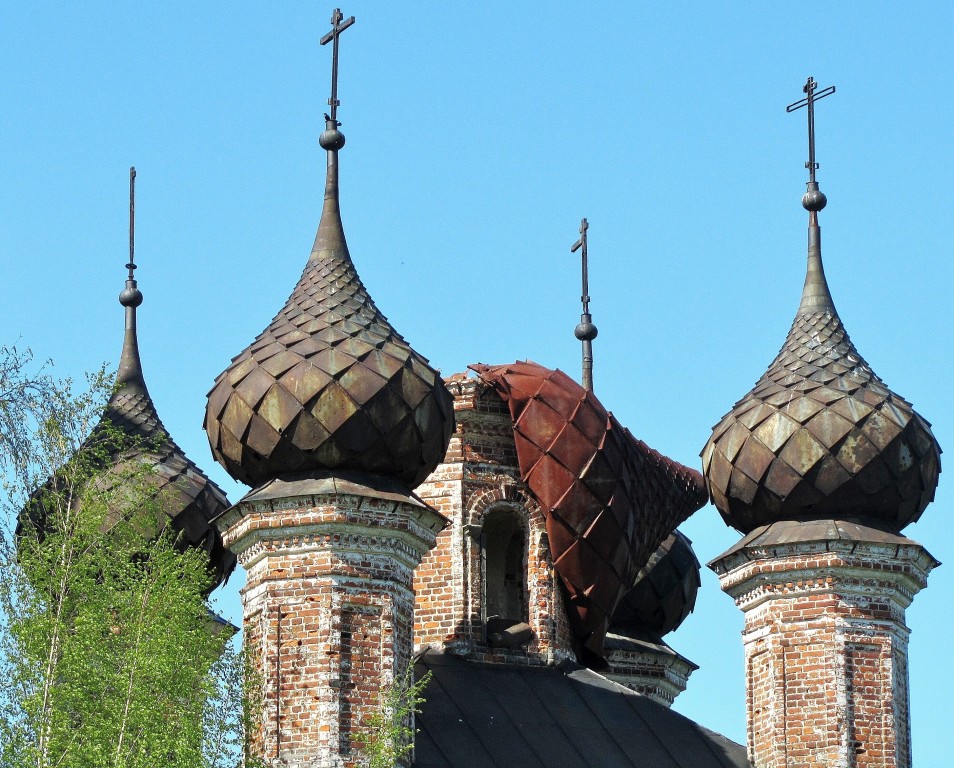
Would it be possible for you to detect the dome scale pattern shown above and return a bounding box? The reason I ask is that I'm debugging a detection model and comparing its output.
[702,222,941,533]
[21,274,236,593]
[205,139,453,490]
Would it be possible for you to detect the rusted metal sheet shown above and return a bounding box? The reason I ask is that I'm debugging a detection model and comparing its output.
[472,361,707,663]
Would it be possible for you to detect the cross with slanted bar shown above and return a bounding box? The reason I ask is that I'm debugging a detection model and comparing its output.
[570,218,598,393]
[570,218,591,315]
[786,76,836,183]
[320,8,355,123]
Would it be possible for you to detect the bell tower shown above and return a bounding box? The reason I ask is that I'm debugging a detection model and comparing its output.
[702,77,941,768]
[205,10,453,766]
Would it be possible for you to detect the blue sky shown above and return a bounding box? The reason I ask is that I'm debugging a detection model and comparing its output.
[2,2,953,762]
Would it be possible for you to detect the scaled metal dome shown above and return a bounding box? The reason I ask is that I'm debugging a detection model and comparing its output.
[610,530,700,638]
[204,62,453,491]
[22,175,236,593]
[701,86,940,533]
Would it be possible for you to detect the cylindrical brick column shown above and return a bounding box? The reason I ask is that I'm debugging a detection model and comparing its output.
[710,520,938,768]
[217,476,446,768]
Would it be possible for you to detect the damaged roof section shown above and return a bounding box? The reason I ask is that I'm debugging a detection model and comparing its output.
[470,361,708,662]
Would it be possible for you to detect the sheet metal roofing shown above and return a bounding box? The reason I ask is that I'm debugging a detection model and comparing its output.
[471,361,708,662]
[413,650,750,768]
[205,117,453,491]
[702,190,940,534]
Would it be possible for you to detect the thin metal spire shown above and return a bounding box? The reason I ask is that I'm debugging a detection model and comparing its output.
[787,78,838,314]
[570,218,598,393]
[117,166,145,390]
[320,8,355,124]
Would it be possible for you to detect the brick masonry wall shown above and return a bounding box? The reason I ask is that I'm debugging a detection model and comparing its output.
[218,490,444,768]
[712,535,936,768]
[415,375,576,666]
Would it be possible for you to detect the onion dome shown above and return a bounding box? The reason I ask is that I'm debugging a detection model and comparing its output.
[702,172,941,535]
[204,117,453,490]
[610,530,700,638]
[471,361,708,663]
[93,269,236,590]
[22,172,235,591]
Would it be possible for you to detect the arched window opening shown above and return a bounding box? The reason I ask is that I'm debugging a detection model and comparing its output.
[481,509,531,647]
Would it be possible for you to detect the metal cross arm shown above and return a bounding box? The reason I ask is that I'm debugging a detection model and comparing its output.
[319,10,355,45]
[785,83,836,113]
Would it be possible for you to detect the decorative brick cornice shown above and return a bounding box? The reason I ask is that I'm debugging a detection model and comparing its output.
[222,494,444,568]
[711,534,937,612]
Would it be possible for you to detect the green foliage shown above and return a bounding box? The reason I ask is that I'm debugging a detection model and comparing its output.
[353,667,432,768]
[0,346,249,768]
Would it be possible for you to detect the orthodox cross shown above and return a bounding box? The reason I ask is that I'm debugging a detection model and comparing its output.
[570,218,598,393]
[786,76,836,183]
[571,218,591,315]
[320,8,355,123]
[128,166,137,279]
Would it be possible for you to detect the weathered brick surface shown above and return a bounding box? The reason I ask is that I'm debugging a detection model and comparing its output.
[414,375,576,666]
[712,536,936,768]
[219,491,442,768]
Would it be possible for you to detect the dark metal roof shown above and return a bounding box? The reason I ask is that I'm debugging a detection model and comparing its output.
[413,650,750,768]
[471,362,707,663]
[205,116,453,491]
[709,517,941,568]
[701,203,940,534]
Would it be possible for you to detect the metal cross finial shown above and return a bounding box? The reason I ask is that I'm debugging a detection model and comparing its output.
[571,218,590,314]
[786,76,836,184]
[127,166,136,279]
[570,218,598,393]
[320,8,355,123]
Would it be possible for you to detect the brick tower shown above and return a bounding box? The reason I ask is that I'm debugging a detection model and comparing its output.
[701,78,941,768]
[204,11,453,766]
[413,362,708,692]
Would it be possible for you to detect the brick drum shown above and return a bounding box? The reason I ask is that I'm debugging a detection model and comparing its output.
[217,486,445,768]
[711,526,937,768]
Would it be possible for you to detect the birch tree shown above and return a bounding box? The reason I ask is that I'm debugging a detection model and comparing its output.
[0,347,249,768]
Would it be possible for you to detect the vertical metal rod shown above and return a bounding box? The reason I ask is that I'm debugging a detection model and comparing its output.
[571,218,597,393]
[805,77,817,184]
[128,167,136,278]
[329,9,341,121]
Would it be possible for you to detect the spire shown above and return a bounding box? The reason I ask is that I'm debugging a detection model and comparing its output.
[570,218,597,392]
[786,77,837,314]
[314,8,353,258]
[68,167,235,589]
[701,77,941,535]
[204,10,453,490]
[116,166,146,394]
